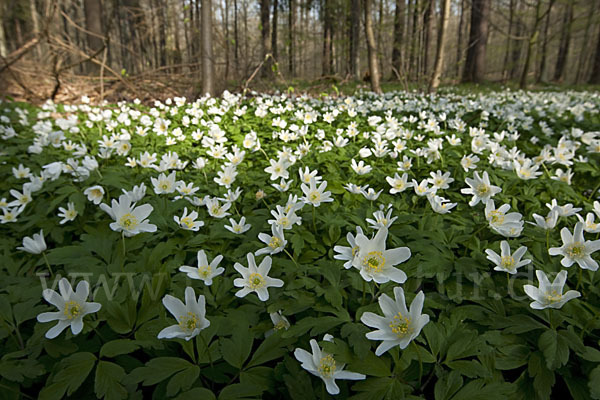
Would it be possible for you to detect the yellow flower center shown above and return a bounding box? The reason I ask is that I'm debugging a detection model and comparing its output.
[476,184,490,197]
[501,256,515,270]
[181,217,195,229]
[389,312,412,338]
[248,273,266,289]
[64,300,82,320]
[198,265,211,278]
[161,182,169,190]
[211,206,221,215]
[309,192,320,202]
[489,210,505,225]
[317,354,336,378]
[280,217,289,227]
[269,236,282,249]
[363,251,385,274]
[545,290,563,303]
[92,189,102,197]
[119,213,138,229]
[274,320,288,330]
[566,243,584,259]
[179,312,200,333]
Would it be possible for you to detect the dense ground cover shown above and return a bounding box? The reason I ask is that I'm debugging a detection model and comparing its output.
[1,89,600,399]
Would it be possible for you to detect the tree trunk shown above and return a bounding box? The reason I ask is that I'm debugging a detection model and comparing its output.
[409,0,419,80]
[272,0,278,63]
[322,0,332,75]
[519,0,543,89]
[350,0,360,79]
[462,0,490,83]
[201,0,214,95]
[0,1,7,57]
[288,0,295,75]
[537,0,555,83]
[455,0,465,78]
[363,0,381,93]
[501,0,514,81]
[29,0,41,58]
[391,0,404,78]
[83,0,104,74]
[553,0,573,82]
[234,0,239,77]
[510,0,523,80]
[428,0,450,92]
[575,1,595,83]
[154,0,167,67]
[590,23,600,84]
[423,0,435,77]
[224,0,230,79]
[172,1,182,72]
[260,0,271,76]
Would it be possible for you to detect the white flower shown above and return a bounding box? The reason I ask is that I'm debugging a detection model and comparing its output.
[360,287,429,355]
[151,171,178,194]
[460,171,501,207]
[84,185,105,205]
[205,197,232,219]
[256,224,287,256]
[100,194,157,237]
[485,241,531,274]
[577,213,600,233]
[529,209,559,230]
[301,177,334,207]
[157,287,210,341]
[37,278,101,339]
[366,208,397,230]
[294,334,366,395]
[174,207,205,231]
[224,216,252,234]
[17,229,47,254]
[57,202,78,224]
[549,222,600,271]
[412,179,435,197]
[265,158,290,181]
[353,226,410,284]
[427,195,456,214]
[0,205,25,224]
[233,253,284,301]
[351,159,372,175]
[179,250,224,286]
[427,170,454,190]
[386,173,413,194]
[267,311,291,336]
[122,183,147,202]
[268,205,302,230]
[333,226,365,269]
[360,187,383,201]
[523,270,581,310]
[545,199,581,217]
[484,200,524,237]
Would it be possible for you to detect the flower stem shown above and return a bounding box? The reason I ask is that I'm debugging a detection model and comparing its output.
[41,251,53,277]
[283,248,298,268]
[413,341,423,387]
[312,206,317,234]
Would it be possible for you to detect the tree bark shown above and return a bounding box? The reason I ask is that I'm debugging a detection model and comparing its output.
[537,0,555,83]
[201,0,214,95]
[423,0,435,76]
[428,0,450,92]
[519,0,543,89]
[260,0,271,77]
[391,0,404,78]
[350,0,360,79]
[462,0,490,83]
[322,0,333,75]
[575,0,595,83]
[553,0,573,82]
[363,0,381,93]
[589,23,600,84]
[272,0,278,62]
[288,0,296,75]
[455,0,465,78]
[83,0,104,74]
[0,1,8,57]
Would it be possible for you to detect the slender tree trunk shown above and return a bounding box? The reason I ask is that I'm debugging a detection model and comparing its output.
[322,0,332,75]
[350,0,360,79]
[172,1,182,72]
[155,0,167,67]
[224,0,230,79]
[289,0,296,75]
[502,0,514,81]
[234,0,239,77]
[519,0,543,89]
[363,0,382,93]
[589,23,600,84]
[201,0,214,94]
[510,1,523,80]
[243,0,249,75]
[409,0,419,81]
[537,0,554,83]
[456,0,465,78]
[423,0,435,77]
[0,1,6,57]
[29,0,41,58]
[391,0,404,78]
[576,1,595,83]
[428,0,450,92]
[83,0,103,74]
[260,0,271,77]
[272,0,278,63]
[462,0,490,83]
[553,0,573,82]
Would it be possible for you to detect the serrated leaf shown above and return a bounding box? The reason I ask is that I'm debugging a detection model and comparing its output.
[126,357,193,386]
[39,352,96,400]
[94,361,127,400]
[100,339,140,358]
[166,365,200,397]
[538,329,569,370]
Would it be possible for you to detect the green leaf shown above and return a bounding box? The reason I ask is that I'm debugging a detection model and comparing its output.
[246,333,293,368]
[99,339,140,358]
[126,357,193,386]
[174,388,216,400]
[39,352,97,400]
[0,358,45,382]
[528,351,555,400]
[348,350,391,377]
[94,361,127,400]
[217,383,264,400]
[590,366,600,399]
[538,329,569,370]
[434,370,463,400]
[166,365,200,397]
[449,379,514,399]
[445,360,490,378]
[221,330,254,369]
